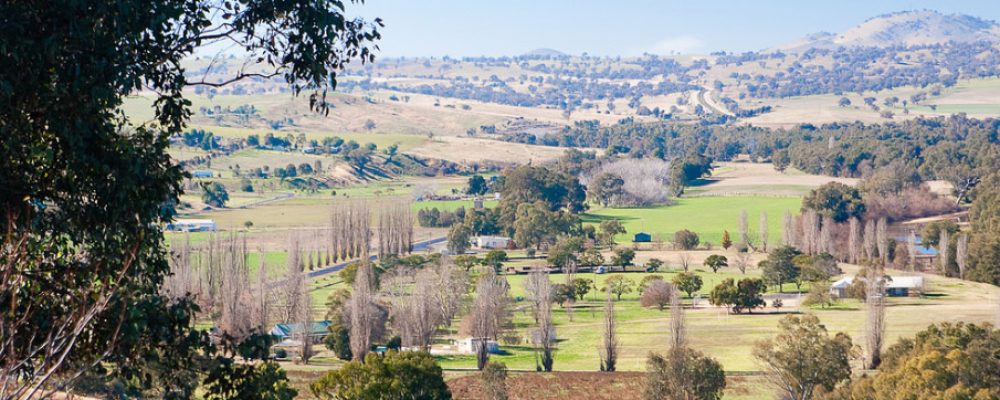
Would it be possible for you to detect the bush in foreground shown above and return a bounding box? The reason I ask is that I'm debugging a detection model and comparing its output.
[311,351,451,400]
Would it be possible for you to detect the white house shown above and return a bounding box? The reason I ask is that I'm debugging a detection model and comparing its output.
[167,219,218,232]
[457,337,500,354]
[475,236,511,249]
[830,275,925,298]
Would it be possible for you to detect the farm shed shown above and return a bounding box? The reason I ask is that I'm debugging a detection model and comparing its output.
[475,236,511,249]
[633,232,652,243]
[166,219,217,232]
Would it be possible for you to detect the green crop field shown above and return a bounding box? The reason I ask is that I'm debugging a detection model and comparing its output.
[583,196,802,245]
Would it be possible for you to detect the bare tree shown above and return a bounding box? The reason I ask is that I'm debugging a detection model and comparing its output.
[801,210,821,255]
[956,234,969,278]
[383,269,441,350]
[218,233,256,341]
[348,262,379,361]
[564,260,577,322]
[907,230,918,271]
[255,251,271,330]
[863,219,877,262]
[677,252,693,272]
[599,290,619,372]
[330,200,372,262]
[429,259,468,327]
[782,210,795,247]
[939,229,951,274]
[758,211,769,252]
[848,217,862,264]
[527,271,555,372]
[470,272,512,370]
[669,288,686,351]
[864,265,886,369]
[739,209,753,250]
[281,235,305,324]
[581,158,674,206]
[876,217,889,266]
[164,234,198,301]
[296,286,314,364]
[377,199,414,257]
[733,251,752,274]
[818,216,833,255]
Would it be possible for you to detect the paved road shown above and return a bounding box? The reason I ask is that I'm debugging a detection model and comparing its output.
[304,236,448,279]
[696,89,734,116]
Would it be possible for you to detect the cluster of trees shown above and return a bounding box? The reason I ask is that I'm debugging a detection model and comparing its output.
[741,42,1000,98]
[350,40,1000,117]
[448,164,587,254]
[181,128,220,150]
[795,179,989,280]
[417,206,466,227]
[967,174,1000,285]
[508,116,1000,204]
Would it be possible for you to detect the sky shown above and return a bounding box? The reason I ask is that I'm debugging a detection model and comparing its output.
[346,0,1000,57]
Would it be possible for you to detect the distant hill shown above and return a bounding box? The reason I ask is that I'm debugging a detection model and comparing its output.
[523,48,567,57]
[776,10,1000,52]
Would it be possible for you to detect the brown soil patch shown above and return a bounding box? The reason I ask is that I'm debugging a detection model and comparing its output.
[448,371,646,400]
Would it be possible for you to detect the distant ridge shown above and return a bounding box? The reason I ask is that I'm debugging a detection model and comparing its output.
[523,48,567,57]
[775,10,1000,52]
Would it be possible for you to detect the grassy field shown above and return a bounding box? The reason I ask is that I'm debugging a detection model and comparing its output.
[584,196,802,246]
[278,259,1000,400]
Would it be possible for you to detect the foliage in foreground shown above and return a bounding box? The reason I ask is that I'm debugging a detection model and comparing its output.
[753,315,854,400]
[311,351,452,400]
[822,322,1000,400]
[644,347,726,400]
[0,0,379,397]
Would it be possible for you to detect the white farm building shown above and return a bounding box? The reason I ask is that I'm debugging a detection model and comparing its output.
[830,275,925,298]
[167,219,218,232]
[475,236,511,249]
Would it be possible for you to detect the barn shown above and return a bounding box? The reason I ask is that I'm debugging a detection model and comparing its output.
[633,232,652,243]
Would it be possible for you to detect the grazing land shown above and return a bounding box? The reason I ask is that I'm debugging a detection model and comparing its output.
[584,196,802,246]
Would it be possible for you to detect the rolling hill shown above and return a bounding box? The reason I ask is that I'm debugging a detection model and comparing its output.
[777,10,1000,52]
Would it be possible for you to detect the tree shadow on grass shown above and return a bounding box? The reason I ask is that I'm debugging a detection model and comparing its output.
[579,213,640,223]
[747,310,803,315]
[686,178,720,187]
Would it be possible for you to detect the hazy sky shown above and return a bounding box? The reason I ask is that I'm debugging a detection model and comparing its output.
[346,0,1000,57]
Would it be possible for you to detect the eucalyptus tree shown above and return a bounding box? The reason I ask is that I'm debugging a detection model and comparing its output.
[0,1,380,397]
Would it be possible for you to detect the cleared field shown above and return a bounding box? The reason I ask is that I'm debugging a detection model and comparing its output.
[687,162,858,197]
[584,196,802,246]
[743,77,1000,127]
[404,136,577,165]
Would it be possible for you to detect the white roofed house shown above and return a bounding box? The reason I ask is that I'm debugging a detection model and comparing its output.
[475,236,511,250]
[166,219,217,232]
[830,275,925,298]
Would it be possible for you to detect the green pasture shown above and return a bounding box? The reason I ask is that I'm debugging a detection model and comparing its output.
[584,196,802,246]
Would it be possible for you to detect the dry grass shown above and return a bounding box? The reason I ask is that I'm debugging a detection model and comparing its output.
[405,136,577,164]
[688,162,858,197]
